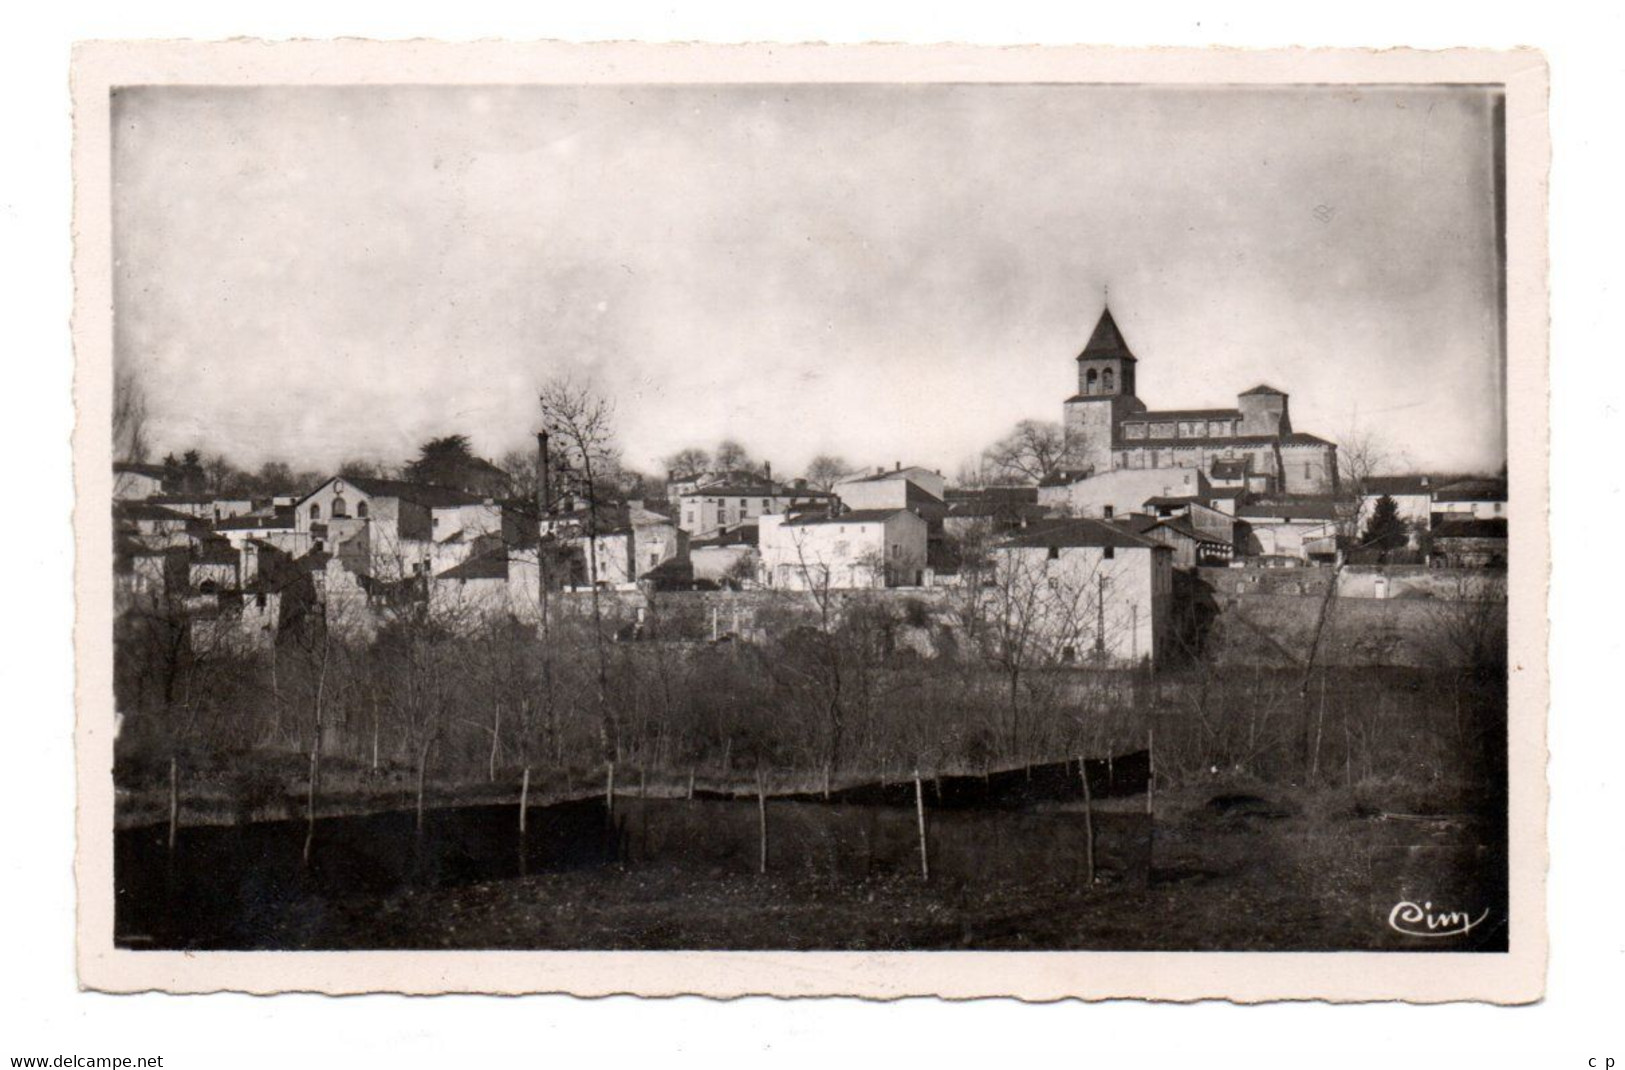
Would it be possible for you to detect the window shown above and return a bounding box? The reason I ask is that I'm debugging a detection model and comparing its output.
[1047,546,1060,560]
[1125,423,1147,440]
[332,495,348,518]
[890,544,899,558]
[649,552,659,567]
[1103,505,1114,518]
[356,501,368,519]
[309,502,321,519]
[685,511,694,525]
[255,592,267,609]
[1085,368,1099,394]
[1304,463,1313,480]
[1101,367,1114,392]
[1104,546,1115,560]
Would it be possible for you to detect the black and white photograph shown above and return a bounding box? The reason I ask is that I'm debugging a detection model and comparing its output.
[71,41,1549,1001]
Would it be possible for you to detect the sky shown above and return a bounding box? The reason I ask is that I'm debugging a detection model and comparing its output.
[112,83,1506,479]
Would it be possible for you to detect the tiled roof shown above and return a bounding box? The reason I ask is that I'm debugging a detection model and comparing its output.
[691,524,760,548]
[1238,500,1341,521]
[214,514,296,531]
[114,462,168,479]
[306,476,487,509]
[437,553,510,581]
[1432,478,1506,503]
[1239,383,1288,396]
[1364,475,1435,496]
[997,517,1162,551]
[944,486,1040,504]
[783,508,912,527]
[1118,431,1334,449]
[1129,408,1244,422]
[115,502,198,525]
[1143,495,1198,508]
[1110,514,1162,535]
[1433,518,1507,540]
[1076,306,1137,362]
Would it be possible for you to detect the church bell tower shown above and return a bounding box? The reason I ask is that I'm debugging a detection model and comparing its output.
[1063,304,1144,474]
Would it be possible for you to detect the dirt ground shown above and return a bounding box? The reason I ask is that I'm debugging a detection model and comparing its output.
[247,789,1504,952]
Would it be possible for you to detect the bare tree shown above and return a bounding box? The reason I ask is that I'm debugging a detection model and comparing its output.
[539,378,622,765]
[662,447,712,481]
[113,364,152,464]
[805,454,855,492]
[983,419,1068,485]
[714,438,754,473]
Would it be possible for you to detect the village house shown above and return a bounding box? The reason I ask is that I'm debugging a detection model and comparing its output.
[988,517,1172,668]
[759,508,928,590]
[112,461,169,501]
[114,501,197,550]
[293,475,503,580]
[832,464,948,512]
[549,502,687,589]
[688,524,761,587]
[1236,499,1342,562]
[212,508,301,554]
[1430,477,1508,522]
[941,487,1051,540]
[1359,474,1436,531]
[1037,465,1208,521]
[1113,511,1234,570]
[1061,305,1339,496]
[673,469,834,538]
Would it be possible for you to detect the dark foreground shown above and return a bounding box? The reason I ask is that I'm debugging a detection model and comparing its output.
[116,783,1506,952]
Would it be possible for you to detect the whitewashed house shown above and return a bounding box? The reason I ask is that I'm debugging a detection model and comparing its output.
[988,518,1173,668]
[759,508,928,590]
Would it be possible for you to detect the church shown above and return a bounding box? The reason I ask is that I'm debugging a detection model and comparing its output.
[1061,306,1339,497]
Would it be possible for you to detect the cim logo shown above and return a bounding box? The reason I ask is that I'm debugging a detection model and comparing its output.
[1386,900,1491,939]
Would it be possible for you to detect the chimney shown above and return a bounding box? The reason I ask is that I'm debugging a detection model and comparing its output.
[894,461,901,472]
[536,431,551,518]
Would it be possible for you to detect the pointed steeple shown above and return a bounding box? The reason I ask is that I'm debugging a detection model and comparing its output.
[1077,305,1137,363]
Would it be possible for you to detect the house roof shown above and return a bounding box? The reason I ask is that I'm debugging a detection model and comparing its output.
[214,514,296,531]
[1239,383,1288,397]
[841,466,940,486]
[114,462,168,479]
[193,540,239,565]
[1077,306,1137,363]
[1154,517,1228,545]
[437,553,510,581]
[691,524,760,549]
[1143,495,1198,508]
[1110,513,1162,535]
[1119,431,1335,450]
[303,476,487,509]
[115,501,194,523]
[997,517,1163,551]
[1129,408,1244,423]
[1433,517,1508,540]
[680,482,831,500]
[1363,475,1435,496]
[1237,500,1341,521]
[782,508,914,527]
[1432,478,1507,503]
[945,485,1040,505]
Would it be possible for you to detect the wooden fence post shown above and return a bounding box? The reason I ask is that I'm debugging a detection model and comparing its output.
[756,768,768,874]
[605,761,616,823]
[1146,727,1155,817]
[1079,754,1096,885]
[913,768,930,881]
[167,756,179,854]
[519,766,530,835]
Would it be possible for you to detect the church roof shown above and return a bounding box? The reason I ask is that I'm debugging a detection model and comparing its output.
[1076,307,1137,363]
